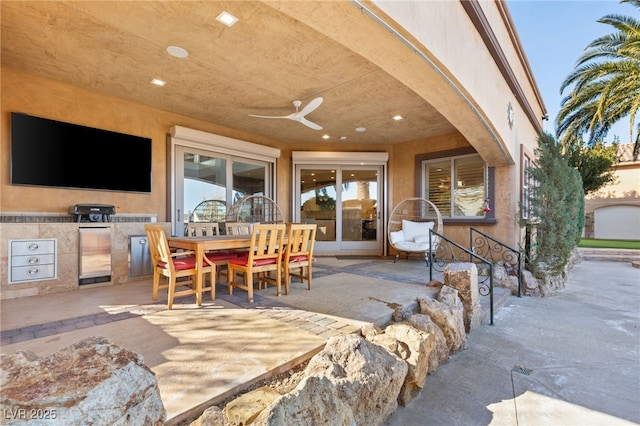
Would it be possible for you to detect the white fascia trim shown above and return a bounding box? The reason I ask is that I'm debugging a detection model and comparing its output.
[292,151,389,165]
[170,126,281,162]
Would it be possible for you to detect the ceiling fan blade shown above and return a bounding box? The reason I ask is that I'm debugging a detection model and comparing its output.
[248,113,294,119]
[298,97,323,117]
[299,117,323,130]
[249,98,323,130]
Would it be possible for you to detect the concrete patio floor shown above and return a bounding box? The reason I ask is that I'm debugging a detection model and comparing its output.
[3,256,506,424]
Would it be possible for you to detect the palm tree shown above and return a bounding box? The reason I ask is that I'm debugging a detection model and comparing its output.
[556,0,640,159]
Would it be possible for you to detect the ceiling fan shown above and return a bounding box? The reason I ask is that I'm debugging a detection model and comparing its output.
[248,97,323,130]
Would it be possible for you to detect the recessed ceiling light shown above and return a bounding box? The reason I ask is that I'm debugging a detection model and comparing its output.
[216,11,238,27]
[393,115,403,121]
[322,135,330,139]
[167,46,188,58]
[150,78,166,87]
[339,136,347,140]
[355,127,366,132]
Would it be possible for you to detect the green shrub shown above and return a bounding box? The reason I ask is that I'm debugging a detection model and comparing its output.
[520,132,585,275]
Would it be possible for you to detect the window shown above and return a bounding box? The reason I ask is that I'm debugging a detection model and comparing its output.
[521,146,538,221]
[423,154,488,218]
[170,126,280,235]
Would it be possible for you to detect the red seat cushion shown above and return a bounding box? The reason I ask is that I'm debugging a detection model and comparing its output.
[157,255,214,271]
[229,255,249,265]
[157,256,196,271]
[229,256,277,267]
[206,252,239,261]
[252,258,277,266]
[287,254,309,263]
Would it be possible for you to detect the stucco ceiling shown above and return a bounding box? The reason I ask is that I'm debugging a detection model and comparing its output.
[1,1,458,145]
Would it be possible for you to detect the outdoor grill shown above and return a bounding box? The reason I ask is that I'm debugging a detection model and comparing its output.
[69,204,116,222]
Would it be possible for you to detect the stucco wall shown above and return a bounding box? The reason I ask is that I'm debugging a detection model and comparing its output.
[1,66,525,297]
[1,69,288,219]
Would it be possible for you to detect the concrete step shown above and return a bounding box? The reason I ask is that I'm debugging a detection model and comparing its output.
[578,248,640,262]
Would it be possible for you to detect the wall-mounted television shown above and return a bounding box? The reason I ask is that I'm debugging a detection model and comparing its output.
[10,112,152,193]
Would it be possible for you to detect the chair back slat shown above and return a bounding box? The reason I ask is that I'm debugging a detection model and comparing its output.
[249,223,286,262]
[225,222,253,236]
[286,223,316,260]
[145,224,174,270]
[282,223,317,291]
[187,222,220,237]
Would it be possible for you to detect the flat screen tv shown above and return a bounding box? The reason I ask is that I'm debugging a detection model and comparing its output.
[10,112,152,193]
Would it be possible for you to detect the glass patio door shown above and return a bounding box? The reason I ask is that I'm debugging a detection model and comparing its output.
[173,145,269,235]
[295,164,382,254]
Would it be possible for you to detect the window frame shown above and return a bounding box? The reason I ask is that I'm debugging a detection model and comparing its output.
[415,148,496,224]
[169,126,280,235]
[520,144,538,222]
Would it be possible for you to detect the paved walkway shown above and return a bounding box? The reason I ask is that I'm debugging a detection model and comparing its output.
[385,259,640,426]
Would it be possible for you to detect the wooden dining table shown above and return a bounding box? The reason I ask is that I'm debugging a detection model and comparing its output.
[166,234,252,303]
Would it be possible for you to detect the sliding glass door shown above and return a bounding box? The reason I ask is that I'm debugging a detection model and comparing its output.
[294,164,383,254]
[173,145,270,235]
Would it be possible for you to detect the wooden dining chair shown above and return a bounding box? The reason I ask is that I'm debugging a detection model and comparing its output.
[227,223,286,303]
[283,223,317,294]
[225,222,253,236]
[187,222,220,237]
[144,224,216,309]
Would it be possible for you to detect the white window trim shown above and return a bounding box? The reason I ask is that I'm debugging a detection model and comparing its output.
[292,151,388,165]
[171,126,280,162]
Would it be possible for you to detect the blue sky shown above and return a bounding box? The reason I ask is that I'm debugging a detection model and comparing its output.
[507,0,638,144]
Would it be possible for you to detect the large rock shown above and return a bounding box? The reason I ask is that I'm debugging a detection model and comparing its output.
[367,323,434,406]
[224,386,281,425]
[406,313,449,373]
[444,262,482,332]
[493,262,520,295]
[417,286,467,353]
[190,406,224,426]
[0,336,165,425]
[304,334,407,426]
[253,376,355,426]
[522,269,541,296]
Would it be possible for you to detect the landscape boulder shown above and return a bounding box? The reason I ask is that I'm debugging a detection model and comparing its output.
[367,323,434,406]
[417,285,467,353]
[0,336,165,425]
[253,376,355,425]
[303,333,407,426]
[444,262,483,332]
[406,313,449,373]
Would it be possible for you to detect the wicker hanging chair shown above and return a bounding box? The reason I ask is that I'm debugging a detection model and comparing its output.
[185,199,227,236]
[225,195,284,225]
[387,197,443,262]
[188,199,227,223]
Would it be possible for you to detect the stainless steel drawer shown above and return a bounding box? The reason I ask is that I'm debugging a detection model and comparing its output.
[10,254,55,267]
[10,239,56,256]
[9,238,57,284]
[10,264,56,283]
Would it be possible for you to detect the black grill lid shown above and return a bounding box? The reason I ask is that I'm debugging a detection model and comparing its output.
[69,204,116,215]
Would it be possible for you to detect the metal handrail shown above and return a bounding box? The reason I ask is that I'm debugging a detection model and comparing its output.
[469,227,522,297]
[429,230,495,325]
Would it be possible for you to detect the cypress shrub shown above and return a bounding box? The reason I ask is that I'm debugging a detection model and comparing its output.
[521,132,585,275]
